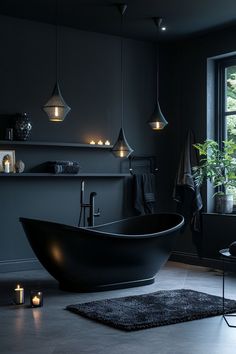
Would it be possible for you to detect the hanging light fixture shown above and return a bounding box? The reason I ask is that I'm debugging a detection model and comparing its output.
[43,0,71,122]
[148,17,168,130]
[112,4,133,158]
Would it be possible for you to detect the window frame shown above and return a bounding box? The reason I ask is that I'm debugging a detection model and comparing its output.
[216,56,236,145]
[215,55,236,206]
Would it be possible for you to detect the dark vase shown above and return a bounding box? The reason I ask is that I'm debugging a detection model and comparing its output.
[14,113,32,141]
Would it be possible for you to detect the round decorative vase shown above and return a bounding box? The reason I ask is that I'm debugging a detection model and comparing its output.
[215,194,233,214]
[14,112,32,141]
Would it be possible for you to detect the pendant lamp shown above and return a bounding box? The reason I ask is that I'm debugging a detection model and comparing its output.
[43,0,71,122]
[148,17,168,130]
[112,4,133,158]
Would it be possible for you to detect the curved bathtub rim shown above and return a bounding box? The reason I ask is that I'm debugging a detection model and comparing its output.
[82,212,184,239]
[19,213,184,240]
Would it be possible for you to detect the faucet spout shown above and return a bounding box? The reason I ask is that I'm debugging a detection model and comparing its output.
[87,192,100,227]
[79,181,100,227]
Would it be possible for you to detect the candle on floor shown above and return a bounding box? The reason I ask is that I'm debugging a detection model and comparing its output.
[31,291,43,307]
[14,284,24,305]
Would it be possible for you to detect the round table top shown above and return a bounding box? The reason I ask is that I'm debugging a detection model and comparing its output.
[219,248,236,259]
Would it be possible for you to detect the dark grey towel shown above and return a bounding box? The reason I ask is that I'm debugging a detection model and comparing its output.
[133,173,156,214]
[173,130,203,255]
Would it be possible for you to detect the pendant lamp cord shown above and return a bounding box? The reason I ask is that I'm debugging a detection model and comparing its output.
[156,28,159,101]
[121,8,125,129]
[56,0,60,84]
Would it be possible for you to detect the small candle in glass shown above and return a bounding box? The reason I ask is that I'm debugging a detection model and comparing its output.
[105,140,110,146]
[14,284,24,305]
[89,140,95,145]
[30,291,43,308]
[97,140,103,145]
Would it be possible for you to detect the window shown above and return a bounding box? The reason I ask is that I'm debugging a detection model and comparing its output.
[217,56,236,202]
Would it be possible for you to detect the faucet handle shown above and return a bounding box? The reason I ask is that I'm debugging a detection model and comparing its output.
[94,208,100,217]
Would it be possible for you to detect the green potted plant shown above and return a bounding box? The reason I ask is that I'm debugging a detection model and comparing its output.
[193,139,236,213]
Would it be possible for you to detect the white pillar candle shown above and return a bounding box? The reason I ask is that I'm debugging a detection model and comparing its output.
[4,160,10,173]
[14,284,24,305]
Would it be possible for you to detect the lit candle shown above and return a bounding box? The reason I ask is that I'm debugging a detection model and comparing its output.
[4,160,10,173]
[97,140,103,145]
[105,140,110,146]
[90,140,95,145]
[32,296,40,306]
[31,291,43,307]
[14,284,24,305]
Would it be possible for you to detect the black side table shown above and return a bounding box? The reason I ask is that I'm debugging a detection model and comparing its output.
[219,248,236,327]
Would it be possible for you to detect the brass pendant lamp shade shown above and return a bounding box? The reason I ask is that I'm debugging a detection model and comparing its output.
[148,17,168,130]
[112,4,133,158]
[43,0,71,122]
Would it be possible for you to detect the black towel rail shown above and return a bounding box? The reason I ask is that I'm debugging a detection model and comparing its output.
[128,156,158,175]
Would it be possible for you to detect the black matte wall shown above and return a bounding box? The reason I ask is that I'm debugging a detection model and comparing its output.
[0,15,168,271]
[160,25,236,257]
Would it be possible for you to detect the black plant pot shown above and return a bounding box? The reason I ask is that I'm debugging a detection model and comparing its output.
[14,113,32,141]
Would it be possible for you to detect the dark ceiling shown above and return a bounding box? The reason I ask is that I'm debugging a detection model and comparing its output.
[0,0,236,41]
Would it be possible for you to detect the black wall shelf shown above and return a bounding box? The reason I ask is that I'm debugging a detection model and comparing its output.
[0,173,130,178]
[0,140,112,149]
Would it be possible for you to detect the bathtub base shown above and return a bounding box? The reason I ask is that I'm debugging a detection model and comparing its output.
[59,277,155,292]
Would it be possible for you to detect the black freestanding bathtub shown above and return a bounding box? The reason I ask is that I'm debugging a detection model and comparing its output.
[20,213,184,292]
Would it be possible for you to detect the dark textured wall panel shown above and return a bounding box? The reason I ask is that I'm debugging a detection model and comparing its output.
[0,15,160,269]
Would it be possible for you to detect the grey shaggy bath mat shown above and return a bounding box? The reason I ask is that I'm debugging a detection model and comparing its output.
[66,289,236,331]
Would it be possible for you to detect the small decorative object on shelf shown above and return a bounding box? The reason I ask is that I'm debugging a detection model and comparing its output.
[0,151,15,173]
[3,155,10,173]
[46,161,80,174]
[14,112,32,141]
[5,128,13,141]
[105,140,111,146]
[14,284,24,305]
[30,291,43,307]
[97,140,103,145]
[89,140,95,145]
[15,160,25,173]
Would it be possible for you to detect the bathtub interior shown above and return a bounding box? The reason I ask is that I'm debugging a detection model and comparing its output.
[90,213,184,236]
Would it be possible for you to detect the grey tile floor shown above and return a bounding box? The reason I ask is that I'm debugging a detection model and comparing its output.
[1,261,236,354]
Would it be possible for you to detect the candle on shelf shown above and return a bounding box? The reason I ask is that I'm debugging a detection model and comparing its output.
[97,140,103,145]
[14,284,24,305]
[30,291,43,307]
[105,140,111,146]
[4,159,10,173]
[89,140,95,145]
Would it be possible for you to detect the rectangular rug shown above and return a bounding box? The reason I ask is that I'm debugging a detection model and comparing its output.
[66,289,236,331]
